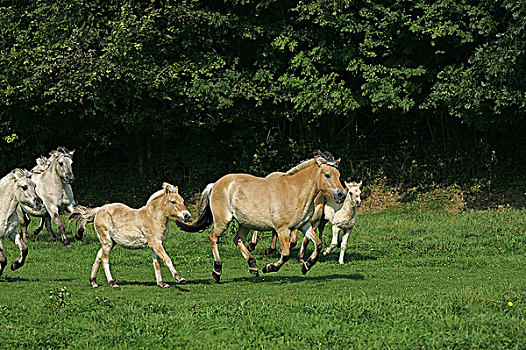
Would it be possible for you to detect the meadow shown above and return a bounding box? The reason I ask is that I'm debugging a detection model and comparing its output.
[1,204,525,349]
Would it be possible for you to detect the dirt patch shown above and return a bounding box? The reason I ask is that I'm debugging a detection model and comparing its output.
[359,183,525,214]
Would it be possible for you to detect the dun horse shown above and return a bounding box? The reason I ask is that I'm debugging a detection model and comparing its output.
[70,183,191,288]
[298,181,362,264]
[17,147,80,246]
[0,169,43,276]
[252,181,362,264]
[176,151,346,282]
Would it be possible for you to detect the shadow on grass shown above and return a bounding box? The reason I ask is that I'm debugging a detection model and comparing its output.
[116,279,190,292]
[0,276,38,283]
[186,272,365,285]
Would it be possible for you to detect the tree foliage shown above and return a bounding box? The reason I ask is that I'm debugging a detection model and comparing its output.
[0,0,524,202]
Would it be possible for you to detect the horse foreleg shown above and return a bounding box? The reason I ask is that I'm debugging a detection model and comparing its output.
[16,207,30,242]
[151,243,186,286]
[69,205,84,241]
[265,230,278,255]
[10,232,28,271]
[323,224,340,257]
[0,241,7,276]
[234,226,259,278]
[298,236,309,263]
[301,227,322,275]
[247,230,258,252]
[338,226,355,264]
[50,210,69,247]
[262,228,290,274]
[43,216,57,241]
[152,251,168,288]
[290,229,298,249]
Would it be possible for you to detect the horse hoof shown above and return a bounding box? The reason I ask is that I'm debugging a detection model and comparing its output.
[212,271,221,283]
[158,282,170,288]
[109,281,119,288]
[75,233,83,241]
[338,261,345,265]
[178,278,186,285]
[301,262,309,275]
[247,243,256,252]
[11,262,23,271]
[250,269,259,278]
[264,248,276,256]
[92,284,99,288]
[62,240,70,247]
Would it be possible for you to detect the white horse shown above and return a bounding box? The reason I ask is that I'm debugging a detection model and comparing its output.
[0,169,43,276]
[70,183,192,288]
[18,147,80,246]
[299,181,362,264]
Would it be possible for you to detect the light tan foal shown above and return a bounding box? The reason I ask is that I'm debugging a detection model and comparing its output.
[70,183,191,288]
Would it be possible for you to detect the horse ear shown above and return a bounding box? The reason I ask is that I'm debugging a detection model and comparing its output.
[315,156,326,165]
[344,181,350,188]
[358,181,362,187]
[173,186,179,193]
[336,158,341,165]
[69,149,75,156]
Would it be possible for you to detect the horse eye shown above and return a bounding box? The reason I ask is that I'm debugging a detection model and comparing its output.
[21,185,28,191]
[324,173,331,179]
[59,162,63,166]
[171,200,176,204]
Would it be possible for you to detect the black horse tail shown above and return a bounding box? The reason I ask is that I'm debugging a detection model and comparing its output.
[176,183,214,232]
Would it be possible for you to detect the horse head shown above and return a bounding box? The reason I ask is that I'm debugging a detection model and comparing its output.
[345,181,362,207]
[11,168,43,211]
[162,182,191,223]
[50,147,75,184]
[314,151,346,203]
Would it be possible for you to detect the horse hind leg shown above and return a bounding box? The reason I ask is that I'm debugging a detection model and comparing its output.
[90,248,103,287]
[233,226,259,278]
[262,228,290,274]
[10,232,28,271]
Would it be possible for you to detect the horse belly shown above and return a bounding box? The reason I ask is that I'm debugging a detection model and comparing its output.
[110,228,148,249]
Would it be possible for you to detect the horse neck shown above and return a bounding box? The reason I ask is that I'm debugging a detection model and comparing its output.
[39,161,64,189]
[340,194,357,216]
[287,163,321,202]
[143,194,169,226]
[0,180,19,224]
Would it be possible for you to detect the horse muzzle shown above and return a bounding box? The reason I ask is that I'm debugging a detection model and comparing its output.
[334,189,346,203]
[33,199,44,211]
[354,198,362,207]
[65,175,75,183]
[180,211,192,223]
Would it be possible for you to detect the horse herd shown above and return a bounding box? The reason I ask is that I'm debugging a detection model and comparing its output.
[0,148,362,288]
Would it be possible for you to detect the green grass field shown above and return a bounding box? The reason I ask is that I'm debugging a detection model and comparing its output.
[1,206,525,349]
